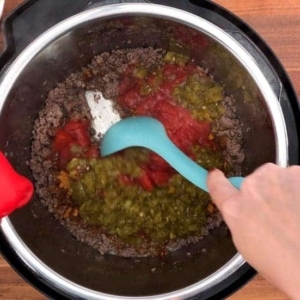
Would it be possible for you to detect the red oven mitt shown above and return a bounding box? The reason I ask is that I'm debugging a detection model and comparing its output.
[0,152,34,218]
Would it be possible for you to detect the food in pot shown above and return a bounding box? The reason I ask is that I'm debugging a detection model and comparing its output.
[30,47,244,257]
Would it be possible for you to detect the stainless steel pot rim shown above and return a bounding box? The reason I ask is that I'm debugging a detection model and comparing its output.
[0,3,288,299]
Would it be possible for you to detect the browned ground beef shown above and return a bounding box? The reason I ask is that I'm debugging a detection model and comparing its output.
[30,47,243,257]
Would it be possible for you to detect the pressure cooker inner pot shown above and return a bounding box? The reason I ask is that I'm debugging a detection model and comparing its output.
[0,13,276,296]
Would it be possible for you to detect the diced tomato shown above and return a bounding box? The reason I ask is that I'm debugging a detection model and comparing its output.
[151,101,181,132]
[64,122,82,132]
[179,126,198,144]
[53,118,95,169]
[159,82,177,96]
[149,169,171,186]
[138,171,154,192]
[118,89,142,109]
[64,119,90,132]
[72,127,91,147]
[148,152,170,171]
[118,77,136,96]
[58,147,73,169]
[118,174,135,186]
[85,145,100,159]
[57,119,92,147]
[52,130,74,152]
[171,134,191,155]
[135,97,155,116]
[153,91,171,102]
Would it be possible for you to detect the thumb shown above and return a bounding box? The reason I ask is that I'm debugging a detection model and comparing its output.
[207,169,239,212]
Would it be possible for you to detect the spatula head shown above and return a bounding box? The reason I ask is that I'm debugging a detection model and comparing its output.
[100,117,167,157]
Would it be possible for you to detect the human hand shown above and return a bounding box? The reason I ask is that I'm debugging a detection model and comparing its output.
[207,163,300,299]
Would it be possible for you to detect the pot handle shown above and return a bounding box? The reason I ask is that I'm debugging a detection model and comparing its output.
[0,152,33,218]
[0,0,94,72]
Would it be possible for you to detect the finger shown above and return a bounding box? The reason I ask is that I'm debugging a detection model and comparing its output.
[207,169,239,210]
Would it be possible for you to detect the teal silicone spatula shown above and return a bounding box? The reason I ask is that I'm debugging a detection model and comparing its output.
[101,117,243,192]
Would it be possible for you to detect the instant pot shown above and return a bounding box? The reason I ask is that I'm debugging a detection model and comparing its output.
[0,1,299,299]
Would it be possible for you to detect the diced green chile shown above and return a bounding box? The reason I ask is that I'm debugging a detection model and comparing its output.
[66,146,222,244]
[173,74,225,121]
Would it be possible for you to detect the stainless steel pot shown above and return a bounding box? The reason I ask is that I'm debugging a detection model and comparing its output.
[0,3,289,299]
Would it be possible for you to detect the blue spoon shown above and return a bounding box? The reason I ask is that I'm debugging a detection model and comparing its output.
[101,117,244,192]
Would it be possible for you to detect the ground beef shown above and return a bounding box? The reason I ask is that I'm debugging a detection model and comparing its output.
[212,96,245,174]
[30,48,244,257]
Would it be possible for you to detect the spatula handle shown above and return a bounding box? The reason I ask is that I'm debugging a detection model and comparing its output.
[152,137,244,192]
